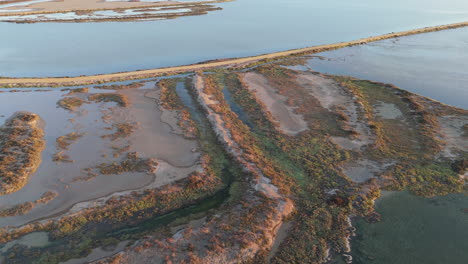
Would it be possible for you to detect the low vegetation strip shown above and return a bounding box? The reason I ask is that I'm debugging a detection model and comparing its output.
[88,93,129,107]
[0,112,45,195]
[0,191,57,217]
[0,22,466,87]
[0,0,234,17]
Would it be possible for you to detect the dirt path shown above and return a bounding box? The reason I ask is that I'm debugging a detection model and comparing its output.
[0,21,467,87]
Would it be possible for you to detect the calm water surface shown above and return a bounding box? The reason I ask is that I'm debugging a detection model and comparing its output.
[1,0,468,77]
[306,27,468,109]
[351,191,468,264]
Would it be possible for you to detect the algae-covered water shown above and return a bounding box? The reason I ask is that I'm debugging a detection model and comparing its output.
[352,191,468,264]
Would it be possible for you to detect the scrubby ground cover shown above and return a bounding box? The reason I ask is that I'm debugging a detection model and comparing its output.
[88,93,129,107]
[0,80,240,264]
[204,71,356,263]
[191,64,466,263]
[333,77,466,196]
[158,78,197,139]
[0,112,45,195]
[0,59,466,263]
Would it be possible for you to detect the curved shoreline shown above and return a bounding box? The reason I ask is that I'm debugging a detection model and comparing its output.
[0,0,234,17]
[0,21,467,87]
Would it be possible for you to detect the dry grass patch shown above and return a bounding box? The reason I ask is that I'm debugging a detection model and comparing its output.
[102,123,137,141]
[97,152,157,175]
[94,82,145,90]
[53,152,73,163]
[88,93,129,107]
[0,112,45,195]
[56,132,85,150]
[53,132,85,163]
[57,97,87,111]
[61,87,89,95]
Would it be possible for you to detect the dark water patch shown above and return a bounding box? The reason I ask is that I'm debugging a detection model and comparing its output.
[222,85,254,128]
[352,191,468,264]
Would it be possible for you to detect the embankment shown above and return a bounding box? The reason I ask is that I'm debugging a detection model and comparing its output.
[0,21,466,87]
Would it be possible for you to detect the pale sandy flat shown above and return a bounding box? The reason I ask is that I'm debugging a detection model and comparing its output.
[297,73,374,150]
[242,72,308,136]
[438,115,468,159]
[0,0,179,12]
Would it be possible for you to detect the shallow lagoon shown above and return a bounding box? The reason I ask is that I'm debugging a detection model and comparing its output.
[351,191,468,264]
[305,27,468,109]
[1,0,468,77]
[0,82,200,228]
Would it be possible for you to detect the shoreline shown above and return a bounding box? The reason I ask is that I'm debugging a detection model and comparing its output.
[0,21,467,87]
[0,0,233,16]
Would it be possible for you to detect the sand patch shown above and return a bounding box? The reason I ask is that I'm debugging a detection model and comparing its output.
[343,160,384,183]
[437,115,468,159]
[160,109,184,135]
[242,72,308,135]
[374,101,403,119]
[296,73,373,150]
[296,73,349,110]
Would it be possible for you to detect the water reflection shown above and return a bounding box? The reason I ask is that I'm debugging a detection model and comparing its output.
[1,0,468,77]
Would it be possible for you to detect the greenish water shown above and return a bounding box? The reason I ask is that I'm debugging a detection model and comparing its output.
[352,191,468,264]
[0,232,50,254]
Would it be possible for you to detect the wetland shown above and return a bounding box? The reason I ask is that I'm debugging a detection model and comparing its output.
[0,1,467,263]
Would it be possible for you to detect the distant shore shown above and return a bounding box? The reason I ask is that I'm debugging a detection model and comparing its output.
[0,21,467,87]
[0,0,233,16]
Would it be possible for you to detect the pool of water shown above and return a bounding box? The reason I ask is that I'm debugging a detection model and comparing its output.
[0,82,200,228]
[351,191,468,264]
[305,27,468,109]
[0,232,50,254]
[1,0,468,77]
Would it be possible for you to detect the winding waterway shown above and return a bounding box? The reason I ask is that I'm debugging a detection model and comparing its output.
[1,0,468,77]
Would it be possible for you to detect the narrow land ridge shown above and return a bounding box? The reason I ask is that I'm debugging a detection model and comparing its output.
[0,0,234,17]
[1,21,467,87]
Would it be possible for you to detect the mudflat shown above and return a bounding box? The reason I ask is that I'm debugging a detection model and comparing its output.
[0,0,179,13]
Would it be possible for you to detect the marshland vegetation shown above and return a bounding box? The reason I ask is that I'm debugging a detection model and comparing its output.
[0,24,466,264]
[0,112,45,196]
